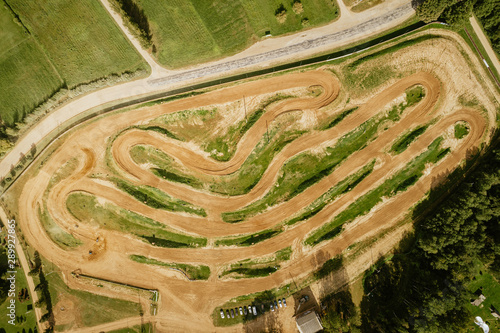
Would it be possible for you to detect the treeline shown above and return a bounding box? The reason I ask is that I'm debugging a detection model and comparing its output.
[359,138,500,332]
[30,251,54,332]
[115,0,152,46]
[416,0,500,54]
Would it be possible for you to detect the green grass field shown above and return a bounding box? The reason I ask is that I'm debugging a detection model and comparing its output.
[0,238,37,333]
[135,0,339,67]
[221,247,291,278]
[111,177,207,217]
[454,122,470,139]
[7,0,146,87]
[0,3,63,126]
[0,0,146,128]
[465,261,500,332]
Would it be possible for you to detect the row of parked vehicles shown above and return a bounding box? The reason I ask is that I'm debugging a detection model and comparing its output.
[220,298,287,319]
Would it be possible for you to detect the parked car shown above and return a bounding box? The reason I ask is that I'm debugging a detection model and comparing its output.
[244,306,248,315]
[230,309,235,318]
[220,309,225,318]
[226,309,230,318]
[253,306,258,316]
[282,298,287,307]
[261,304,265,312]
[274,300,278,309]
[235,308,239,316]
[270,304,274,312]
[239,307,243,315]
[278,299,282,308]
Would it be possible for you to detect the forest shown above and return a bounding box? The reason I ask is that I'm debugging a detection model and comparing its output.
[416,0,500,54]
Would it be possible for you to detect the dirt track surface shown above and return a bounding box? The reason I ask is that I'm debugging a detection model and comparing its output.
[15,64,492,332]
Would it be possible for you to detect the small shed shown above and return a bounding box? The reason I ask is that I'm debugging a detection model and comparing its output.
[296,310,323,333]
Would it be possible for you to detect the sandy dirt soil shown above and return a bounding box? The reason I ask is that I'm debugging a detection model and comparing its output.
[12,30,500,332]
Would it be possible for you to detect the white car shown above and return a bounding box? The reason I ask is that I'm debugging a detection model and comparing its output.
[270,304,274,312]
[239,307,243,315]
[282,298,287,307]
[252,306,257,316]
[220,309,225,318]
[278,299,282,308]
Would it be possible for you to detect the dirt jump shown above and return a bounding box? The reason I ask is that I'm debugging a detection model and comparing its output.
[15,31,499,332]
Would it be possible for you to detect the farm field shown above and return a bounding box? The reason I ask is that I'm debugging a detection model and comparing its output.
[6,26,500,332]
[0,3,62,127]
[131,0,339,68]
[0,0,146,129]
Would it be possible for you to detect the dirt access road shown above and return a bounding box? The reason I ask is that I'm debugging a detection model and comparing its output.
[17,66,490,332]
[0,0,415,182]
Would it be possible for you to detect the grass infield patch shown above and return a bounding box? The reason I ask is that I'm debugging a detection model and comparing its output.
[130,255,210,280]
[454,122,469,139]
[306,137,451,246]
[66,192,207,248]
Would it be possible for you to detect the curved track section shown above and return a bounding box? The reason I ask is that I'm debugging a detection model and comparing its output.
[17,69,488,331]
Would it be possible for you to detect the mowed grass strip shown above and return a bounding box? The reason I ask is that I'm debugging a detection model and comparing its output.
[130,255,210,280]
[66,192,207,248]
[390,124,429,155]
[305,137,451,246]
[136,0,339,67]
[112,177,207,217]
[8,0,145,87]
[454,122,469,139]
[221,247,292,279]
[0,4,62,126]
[215,228,282,247]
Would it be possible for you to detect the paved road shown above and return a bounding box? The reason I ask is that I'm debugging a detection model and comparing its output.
[0,1,414,178]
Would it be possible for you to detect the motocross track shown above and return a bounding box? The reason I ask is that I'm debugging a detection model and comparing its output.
[17,67,490,332]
